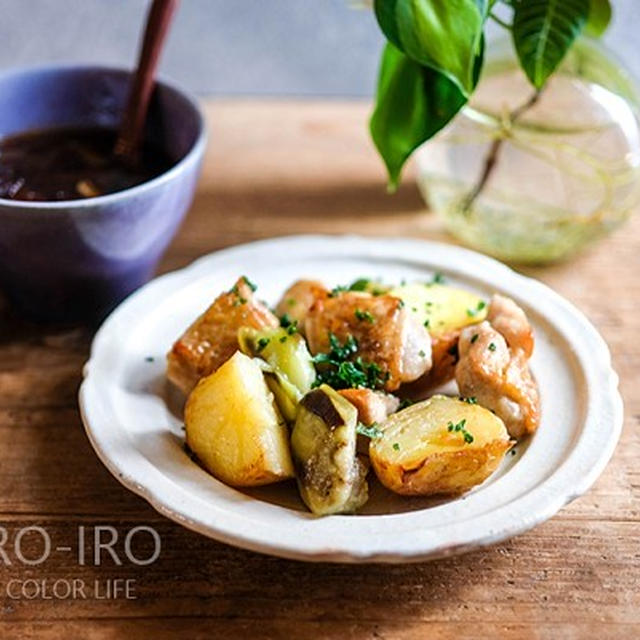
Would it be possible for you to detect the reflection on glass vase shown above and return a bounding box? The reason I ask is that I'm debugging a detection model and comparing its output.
[416,38,640,264]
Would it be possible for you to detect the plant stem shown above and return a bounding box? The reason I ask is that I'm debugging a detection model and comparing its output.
[462,88,543,214]
[489,12,512,30]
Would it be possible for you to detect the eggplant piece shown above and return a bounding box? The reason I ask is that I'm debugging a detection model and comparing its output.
[291,385,369,515]
[238,326,316,421]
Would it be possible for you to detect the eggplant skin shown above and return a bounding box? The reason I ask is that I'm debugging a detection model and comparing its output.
[291,385,369,515]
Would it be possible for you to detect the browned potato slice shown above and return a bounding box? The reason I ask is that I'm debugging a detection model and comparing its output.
[185,352,294,487]
[370,395,512,496]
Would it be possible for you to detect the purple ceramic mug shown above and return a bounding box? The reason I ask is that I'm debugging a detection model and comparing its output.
[0,65,206,323]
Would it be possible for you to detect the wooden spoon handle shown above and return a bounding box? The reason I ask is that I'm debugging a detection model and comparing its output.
[114,0,180,165]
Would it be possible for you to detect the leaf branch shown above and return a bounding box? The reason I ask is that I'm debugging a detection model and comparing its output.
[462,88,543,213]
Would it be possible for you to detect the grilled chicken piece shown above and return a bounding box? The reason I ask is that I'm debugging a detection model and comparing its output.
[487,294,534,357]
[338,388,400,426]
[167,277,278,395]
[455,295,540,439]
[305,292,432,392]
[398,330,460,400]
[275,280,329,333]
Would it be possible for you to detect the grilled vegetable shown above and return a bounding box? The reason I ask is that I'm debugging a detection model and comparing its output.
[238,327,315,394]
[238,326,316,421]
[370,395,512,496]
[291,385,369,515]
[389,283,487,336]
[185,351,294,487]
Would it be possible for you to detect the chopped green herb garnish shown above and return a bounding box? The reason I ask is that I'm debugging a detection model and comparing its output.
[399,398,414,410]
[470,333,479,344]
[312,333,388,390]
[280,313,292,327]
[432,272,445,284]
[447,419,474,444]
[354,308,375,324]
[397,299,405,309]
[349,278,370,292]
[424,319,430,328]
[145,356,154,362]
[510,448,517,456]
[418,350,426,358]
[279,336,288,343]
[460,396,478,405]
[328,285,348,297]
[467,300,487,317]
[392,442,400,451]
[287,298,297,307]
[356,422,383,439]
[488,342,497,352]
[280,313,298,333]
[242,275,257,292]
[256,337,270,353]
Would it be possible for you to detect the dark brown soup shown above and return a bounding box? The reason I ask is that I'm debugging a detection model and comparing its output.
[0,125,175,202]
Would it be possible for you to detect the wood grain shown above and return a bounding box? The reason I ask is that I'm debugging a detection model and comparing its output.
[0,100,639,638]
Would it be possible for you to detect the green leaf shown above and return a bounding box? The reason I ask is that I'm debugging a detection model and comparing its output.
[513,0,590,89]
[374,0,403,50]
[370,43,469,190]
[585,0,611,37]
[374,0,485,95]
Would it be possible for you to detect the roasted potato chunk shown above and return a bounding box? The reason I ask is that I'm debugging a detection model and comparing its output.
[185,352,294,487]
[291,386,369,515]
[389,283,487,336]
[168,276,278,395]
[370,395,512,496]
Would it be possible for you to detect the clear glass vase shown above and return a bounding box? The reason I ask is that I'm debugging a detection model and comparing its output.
[415,38,640,263]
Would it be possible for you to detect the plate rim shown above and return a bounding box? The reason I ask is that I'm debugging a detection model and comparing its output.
[79,234,624,563]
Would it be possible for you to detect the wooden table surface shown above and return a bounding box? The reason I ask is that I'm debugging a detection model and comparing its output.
[1,101,639,639]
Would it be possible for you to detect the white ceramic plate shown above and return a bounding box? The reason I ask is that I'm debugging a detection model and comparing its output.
[79,235,622,563]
